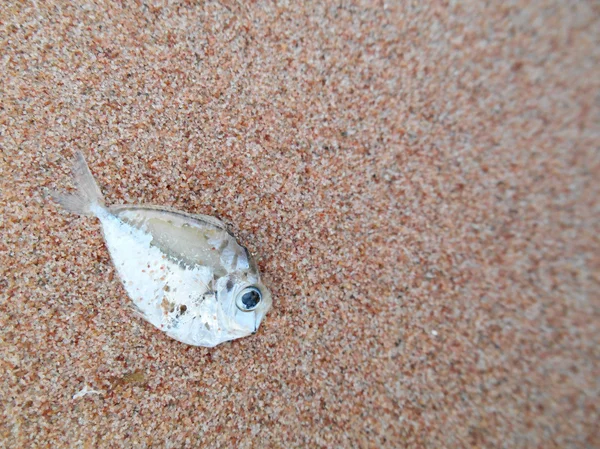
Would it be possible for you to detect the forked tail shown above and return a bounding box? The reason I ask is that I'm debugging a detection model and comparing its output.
[52,152,105,215]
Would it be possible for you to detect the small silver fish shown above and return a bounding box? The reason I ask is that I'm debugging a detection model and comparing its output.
[52,152,272,347]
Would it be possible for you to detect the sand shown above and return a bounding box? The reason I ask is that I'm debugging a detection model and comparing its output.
[1,1,598,448]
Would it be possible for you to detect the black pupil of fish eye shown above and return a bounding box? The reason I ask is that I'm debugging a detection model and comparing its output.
[241,290,261,309]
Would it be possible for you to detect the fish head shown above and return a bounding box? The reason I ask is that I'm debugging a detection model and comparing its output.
[215,273,272,336]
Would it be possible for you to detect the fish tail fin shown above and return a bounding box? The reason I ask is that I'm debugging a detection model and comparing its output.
[51,151,105,216]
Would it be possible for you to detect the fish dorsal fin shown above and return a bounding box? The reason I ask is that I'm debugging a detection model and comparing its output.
[107,203,253,276]
[109,204,229,231]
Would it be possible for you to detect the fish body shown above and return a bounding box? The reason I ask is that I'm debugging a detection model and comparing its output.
[53,153,271,347]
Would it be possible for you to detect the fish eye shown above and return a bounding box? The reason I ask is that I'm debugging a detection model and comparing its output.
[235,286,262,312]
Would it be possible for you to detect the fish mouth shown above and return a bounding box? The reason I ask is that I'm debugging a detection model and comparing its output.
[252,308,269,333]
[233,308,258,334]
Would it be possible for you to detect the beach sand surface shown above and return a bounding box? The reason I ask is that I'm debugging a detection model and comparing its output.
[1,1,598,448]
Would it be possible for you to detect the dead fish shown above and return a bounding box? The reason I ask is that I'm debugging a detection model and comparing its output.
[52,152,272,347]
